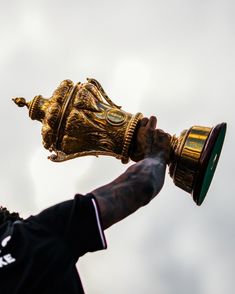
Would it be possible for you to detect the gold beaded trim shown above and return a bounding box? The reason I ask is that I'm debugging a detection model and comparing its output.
[121,112,143,163]
[29,95,42,120]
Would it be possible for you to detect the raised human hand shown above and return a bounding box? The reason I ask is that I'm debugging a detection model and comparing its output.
[130,116,171,163]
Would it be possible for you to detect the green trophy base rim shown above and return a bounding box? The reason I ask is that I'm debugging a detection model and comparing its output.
[192,122,227,205]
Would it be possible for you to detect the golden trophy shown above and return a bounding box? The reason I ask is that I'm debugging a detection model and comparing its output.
[13,78,226,206]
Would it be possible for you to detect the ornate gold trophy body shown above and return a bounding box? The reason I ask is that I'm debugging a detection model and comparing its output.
[13,78,226,206]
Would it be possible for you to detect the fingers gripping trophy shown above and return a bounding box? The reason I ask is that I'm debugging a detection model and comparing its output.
[13,78,227,206]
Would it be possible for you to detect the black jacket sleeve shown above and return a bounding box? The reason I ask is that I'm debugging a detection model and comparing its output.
[27,193,107,259]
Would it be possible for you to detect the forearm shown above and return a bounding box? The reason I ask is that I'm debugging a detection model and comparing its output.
[92,153,167,229]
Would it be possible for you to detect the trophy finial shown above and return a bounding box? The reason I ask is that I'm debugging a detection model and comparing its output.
[12,97,29,108]
[13,95,49,122]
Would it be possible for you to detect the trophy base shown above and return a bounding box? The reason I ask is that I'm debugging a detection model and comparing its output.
[169,122,227,205]
[192,122,227,205]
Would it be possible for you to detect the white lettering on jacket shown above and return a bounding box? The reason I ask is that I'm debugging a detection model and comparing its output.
[0,254,16,267]
[1,236,11,247]
[0,236,16,268]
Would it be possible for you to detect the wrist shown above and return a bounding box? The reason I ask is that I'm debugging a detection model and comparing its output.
[144,151,167,164]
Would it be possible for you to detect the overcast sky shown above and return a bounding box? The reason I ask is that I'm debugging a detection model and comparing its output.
[0,0,234,293]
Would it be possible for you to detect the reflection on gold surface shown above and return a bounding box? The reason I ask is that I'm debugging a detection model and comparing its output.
[13,78,216,197]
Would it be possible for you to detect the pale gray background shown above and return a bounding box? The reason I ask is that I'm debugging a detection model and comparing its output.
[0,0,234,293]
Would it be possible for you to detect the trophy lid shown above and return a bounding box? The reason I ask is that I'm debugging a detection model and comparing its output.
[13,96,48,121]
[13,80,75,150]
[192,122,227,205]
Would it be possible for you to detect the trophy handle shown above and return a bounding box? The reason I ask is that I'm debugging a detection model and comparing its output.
[48,150,123,162]
[87,78,122,109]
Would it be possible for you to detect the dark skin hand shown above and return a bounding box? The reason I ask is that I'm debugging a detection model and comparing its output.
[130,116,171,163]
[92,116,171,230]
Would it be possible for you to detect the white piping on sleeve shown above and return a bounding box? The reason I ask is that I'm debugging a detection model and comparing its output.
[91,198,107,249]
